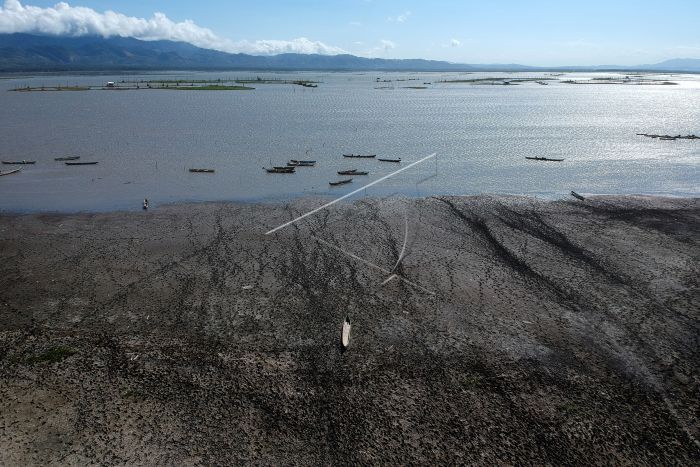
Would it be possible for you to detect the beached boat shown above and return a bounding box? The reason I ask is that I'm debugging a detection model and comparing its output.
[189,168,215,173]
[330,178,353,186]
[55,156,80,161]
[2,160,36,165]
[0,169,21,177]
[338,170,368,175]
[266,167,295,174]
[66,161,99,166]
[343,154,376,158]
[570,191,585,201]
[378,158,401,163]
[341,316,351,349]
[525,156,565,162]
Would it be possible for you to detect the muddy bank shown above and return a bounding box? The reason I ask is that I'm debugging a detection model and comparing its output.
[0,195,698,464]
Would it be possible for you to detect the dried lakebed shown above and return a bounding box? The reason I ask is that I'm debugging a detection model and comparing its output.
[0,195,698,464]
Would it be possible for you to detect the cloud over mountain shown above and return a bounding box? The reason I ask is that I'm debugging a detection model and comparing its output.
[0,0,346,55]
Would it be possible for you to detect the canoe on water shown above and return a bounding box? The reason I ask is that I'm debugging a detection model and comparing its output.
[338,170,368,175]
[2,160,36,165]
[0,169,21,177]
[66,161,99,166]
[265,167,295,173]
[190,168,215,173]
[525,156,565,162]
[288,160,316,166]
[378,158,401,163]
[55,156,80,161]
[330,178,353,186]
[343,154,376,158]
[341,317,352,349]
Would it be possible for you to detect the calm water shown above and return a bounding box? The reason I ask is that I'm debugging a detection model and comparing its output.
[0,71,698,212]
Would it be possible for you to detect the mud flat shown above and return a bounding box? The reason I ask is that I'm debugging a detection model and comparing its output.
[0,195,698,464]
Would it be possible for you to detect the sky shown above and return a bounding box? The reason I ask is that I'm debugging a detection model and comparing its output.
[1,0,699,65]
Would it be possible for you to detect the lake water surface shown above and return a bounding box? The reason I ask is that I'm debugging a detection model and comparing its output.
[0,71,698,212]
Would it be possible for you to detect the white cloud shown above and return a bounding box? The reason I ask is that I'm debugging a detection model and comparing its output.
[387,10,411,23]
[450,39,461,47]
[0,0,346,55]
[365,39,396,57]
[381,39,396,50]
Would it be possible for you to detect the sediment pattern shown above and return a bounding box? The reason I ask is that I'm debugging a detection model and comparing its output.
[0,195,698,464]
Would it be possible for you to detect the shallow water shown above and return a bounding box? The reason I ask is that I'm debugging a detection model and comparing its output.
[0,71,698,212]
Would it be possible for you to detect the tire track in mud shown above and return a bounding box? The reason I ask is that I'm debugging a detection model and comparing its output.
[436,197,574,304]
[436,196,700,449]
[492,203,699,329]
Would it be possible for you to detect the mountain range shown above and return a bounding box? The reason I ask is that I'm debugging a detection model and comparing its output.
[1,33,699,73]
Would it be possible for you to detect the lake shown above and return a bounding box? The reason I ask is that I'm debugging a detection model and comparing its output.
[0,71,698,212]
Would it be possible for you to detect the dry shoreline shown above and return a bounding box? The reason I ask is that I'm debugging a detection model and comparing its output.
[1,195,698,464]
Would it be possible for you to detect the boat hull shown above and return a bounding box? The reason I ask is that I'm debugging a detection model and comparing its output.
[342,319,351,348]
[0,169,21,177]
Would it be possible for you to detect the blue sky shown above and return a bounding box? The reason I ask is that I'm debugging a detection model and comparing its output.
[4,0,700,64]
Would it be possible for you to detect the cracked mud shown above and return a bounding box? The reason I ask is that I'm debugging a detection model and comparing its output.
[0,195,698,464]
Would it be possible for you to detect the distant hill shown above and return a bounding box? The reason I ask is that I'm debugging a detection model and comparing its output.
[639,58,700,72]
[0,33,477,72]
[0,33,698,73]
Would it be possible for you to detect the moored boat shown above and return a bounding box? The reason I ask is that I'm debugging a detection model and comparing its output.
[55,156,80,161]
[0,169,21,177]
[343,154,376,158]
[330,178,353,186]
[525,156,565,162]
[189,168,215,173]
[265,167,295,173]
[66,161,99,166]
[338,170,368,175]
[2,160,36,165]
[378,158,401,163]
[288,159,316,166]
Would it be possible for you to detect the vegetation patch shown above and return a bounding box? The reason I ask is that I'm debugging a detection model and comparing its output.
[11,86,90,92]
[23,346,77,364]
[558,401,581,416]
[169,85,255,91]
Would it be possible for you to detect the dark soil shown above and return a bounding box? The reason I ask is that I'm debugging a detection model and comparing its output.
[0,195,698,464]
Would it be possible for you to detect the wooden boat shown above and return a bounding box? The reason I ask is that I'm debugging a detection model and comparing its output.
[265,167,295,174]
[378,158,401,163]
[288,159,316,166]
[525,156,564,162]
[0,169,21,177]
[570,191,585,201]
[343,154,376,158]
[338,170,368,175]
[55,156,80,161]
[143,199,149,210]
[2,160,36,165]
[189,168,215,173]
[273,166,295,170]
[341,316,351,349]
[66,161,99,166]
[330,178,353,186]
